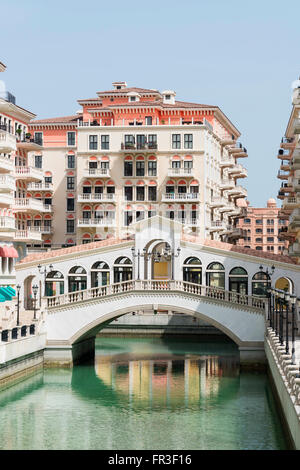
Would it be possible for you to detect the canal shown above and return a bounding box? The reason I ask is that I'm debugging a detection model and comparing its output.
[0,336,288,450]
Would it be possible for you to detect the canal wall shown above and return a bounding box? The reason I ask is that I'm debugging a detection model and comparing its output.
[98,312,224,336]
[265,329,300,450]
[0,331,46,390]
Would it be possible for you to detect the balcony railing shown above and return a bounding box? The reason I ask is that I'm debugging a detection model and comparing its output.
[0,155,14,172]
[121,142,158,151]
[161,193,199,201]
[14,166,43,180]
[0,130,17,152]
[167,168,193,177]
[13,198,52,212]
[0,216,16,231]
[27,182,54,191]
[0,174,15,191]
[14,230,42,241]
[78,193,115,202]
[78,218,116,227]
[83,168,110,177]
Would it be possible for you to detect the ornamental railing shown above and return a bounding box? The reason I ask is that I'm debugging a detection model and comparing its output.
[46,279,266,311]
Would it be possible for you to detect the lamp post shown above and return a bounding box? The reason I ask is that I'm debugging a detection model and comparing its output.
[16,284,21,326]
[279,290,285,346]
[32,284,38,321]
[291,296,298,365]
[138,245,181,281]
[38,263,54,296]
[284,291,290,355]
[164,246,181,281]
[131,248,141,280]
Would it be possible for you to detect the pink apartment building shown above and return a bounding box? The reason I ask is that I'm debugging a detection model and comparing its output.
[236,198,289,254]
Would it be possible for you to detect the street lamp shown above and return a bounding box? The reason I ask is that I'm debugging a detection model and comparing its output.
[284,291,290,355]
[278,290,285,346]
[32,284,38,321]
[131,248,141,280]
[290,296,298,365]
[15,284,21,326]
[38,263,54,296]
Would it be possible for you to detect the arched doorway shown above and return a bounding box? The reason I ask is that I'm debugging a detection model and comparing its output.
[45,271,64,297]
[91,261,110,287]
[151,242,171,280]
[275,277,293,294]
[68,266,87,292]
[113,257,132,283]
[183,257,202,284]
[229,267,248,295]
[206,262,225,289]
[252,272,271,297]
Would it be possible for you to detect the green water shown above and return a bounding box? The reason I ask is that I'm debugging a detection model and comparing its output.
[0,337,287,450]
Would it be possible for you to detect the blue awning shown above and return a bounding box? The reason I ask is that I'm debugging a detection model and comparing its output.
[0,287,13,301]
[6,286,16,296]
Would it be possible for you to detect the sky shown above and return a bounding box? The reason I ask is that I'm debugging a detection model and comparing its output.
[1,0,300,207]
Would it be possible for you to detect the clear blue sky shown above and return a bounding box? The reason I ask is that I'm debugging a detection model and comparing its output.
[1,0,300,207]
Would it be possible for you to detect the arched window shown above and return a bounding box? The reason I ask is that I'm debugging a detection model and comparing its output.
[45,271,64,297]
[275,277,293,294]
[68,266,87,292]
[252,272,271,297]
[229,267,248,295]
[206,262,225,289]
[91,261,110,288]
[183,257,202,284]
[113,257,132,283]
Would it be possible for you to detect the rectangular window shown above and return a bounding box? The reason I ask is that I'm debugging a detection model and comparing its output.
[137,135,146,149]
[267,237,274,242]
[34,155,42,169]
[136,161,145,177]
[67,198,75,211]
[67,154,75,169]
[124,211,133,226]
[89,135,98,150]
[124,186,133,201]
[67,177,75,190]
[184,160,193,170]
[136,186,145,201]
[124,161,133,176]
[184,134,193,149]
[67,132,76,146]
[148,134,157,149]
[66,220,75,233]
[172,134,181,149]
[148,186,157,201]
[34,132,43,145]
[44,176,52,184]
[148,160,157,176]
[255,219,263,224]
[101,135,109,150]
[145,116,152,126]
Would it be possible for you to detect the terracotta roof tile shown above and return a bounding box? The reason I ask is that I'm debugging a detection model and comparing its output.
[30,114,82,125]
[18,238,131,265]
[97,87,161,95]
[182,234,297,265]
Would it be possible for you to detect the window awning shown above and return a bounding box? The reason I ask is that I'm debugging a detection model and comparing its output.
[0,287,13,301]
[0,246,17,258]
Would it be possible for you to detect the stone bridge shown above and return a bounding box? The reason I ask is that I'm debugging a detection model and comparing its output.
[44,280,267,366]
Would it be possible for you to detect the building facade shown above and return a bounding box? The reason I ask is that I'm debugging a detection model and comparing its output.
[28,81,248,250]
[276,80,300,263]
[236,198,289,254]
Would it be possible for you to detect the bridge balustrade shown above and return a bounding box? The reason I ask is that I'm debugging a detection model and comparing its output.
[46,279,266,311]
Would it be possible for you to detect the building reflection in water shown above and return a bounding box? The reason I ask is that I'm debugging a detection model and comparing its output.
[95,353,240,408]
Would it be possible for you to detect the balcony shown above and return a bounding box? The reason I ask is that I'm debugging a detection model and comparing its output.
[167,168,193,177]
[14,166,43,181]
[280,160,292,171]
[0,155,14,172]
[219,157,235,168]
[27,182,54,192]
[288,242,300,257]
[172,218,199,226]
[221,225,245,238]
[277,170,290,180]
[292,118,300,134]
[0,216,16,232]
[228,164,248,178]
[281,137,295,149]
[0,174,15,192]
[121,142,158,152]
[16,135,43,151]
[292,177,300,192]
[14,230,42,242]
[227,185,247,198]
[0,130,16,153]
[209,196,225,208]
[208,220,227,231]
[0,192,14,206]
[219,201,235,213]
[277,148,292,160]
[83,168,111,178]
[78,193,115,203]
[161,193,200,202]
[220,178,235,190]
[13,198,52,213]
[78,218,115,227]
[282,196,300,209]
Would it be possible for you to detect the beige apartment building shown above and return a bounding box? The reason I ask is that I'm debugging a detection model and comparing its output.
[276,80,300,262]
[28,81,248,249]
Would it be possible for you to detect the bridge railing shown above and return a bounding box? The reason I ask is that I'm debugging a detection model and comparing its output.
[46,279,266,311]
